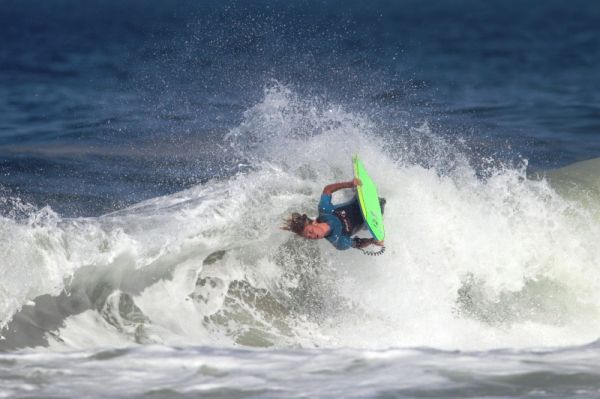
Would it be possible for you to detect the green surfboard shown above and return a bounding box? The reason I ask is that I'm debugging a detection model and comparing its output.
[353,155,385,241]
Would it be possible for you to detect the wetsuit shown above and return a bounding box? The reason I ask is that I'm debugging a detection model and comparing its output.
[317,194,365,250]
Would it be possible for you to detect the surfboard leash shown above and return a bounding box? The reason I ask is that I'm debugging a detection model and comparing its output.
[359,246,386,256]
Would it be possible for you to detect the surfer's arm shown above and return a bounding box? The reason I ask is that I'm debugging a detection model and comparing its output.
[329,235,353,250]
[322,179,361,195]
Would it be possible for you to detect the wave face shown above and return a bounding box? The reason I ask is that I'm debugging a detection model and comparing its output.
[2,85,600,352]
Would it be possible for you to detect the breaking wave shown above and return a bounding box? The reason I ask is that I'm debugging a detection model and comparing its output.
[2,84,600,352]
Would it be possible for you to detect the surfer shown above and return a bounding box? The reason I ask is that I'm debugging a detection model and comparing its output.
[283,179,385,250]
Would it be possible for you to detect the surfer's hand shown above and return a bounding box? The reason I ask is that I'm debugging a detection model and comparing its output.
[373,240,384,247]
[352,178,362,187]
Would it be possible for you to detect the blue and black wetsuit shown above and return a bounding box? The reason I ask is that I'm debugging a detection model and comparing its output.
[317,194,366,250]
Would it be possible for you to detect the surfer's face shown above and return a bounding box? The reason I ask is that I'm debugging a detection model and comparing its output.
[302,221,329,239]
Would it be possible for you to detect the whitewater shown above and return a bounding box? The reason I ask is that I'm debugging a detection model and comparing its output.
[2,86,600,398]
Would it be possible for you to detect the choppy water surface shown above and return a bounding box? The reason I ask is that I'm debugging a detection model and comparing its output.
[1,1,600,397]
[4,345,600,398]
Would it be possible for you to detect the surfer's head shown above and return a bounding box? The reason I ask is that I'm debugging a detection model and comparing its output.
[282,213,329,239]
[302,221,330,239]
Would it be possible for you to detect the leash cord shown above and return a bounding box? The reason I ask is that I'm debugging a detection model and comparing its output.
[359,246,386,256]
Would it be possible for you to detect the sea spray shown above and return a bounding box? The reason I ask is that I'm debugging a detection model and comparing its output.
[2,85,600,353]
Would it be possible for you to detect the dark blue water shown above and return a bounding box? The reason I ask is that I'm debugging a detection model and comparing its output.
[1,0,599,216]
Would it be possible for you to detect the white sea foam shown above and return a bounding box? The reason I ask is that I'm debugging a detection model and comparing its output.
[2,84,600,352]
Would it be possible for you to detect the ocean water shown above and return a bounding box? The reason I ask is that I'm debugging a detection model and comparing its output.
[1,0,600,397]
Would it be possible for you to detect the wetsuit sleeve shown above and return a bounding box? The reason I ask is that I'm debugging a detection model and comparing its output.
[332,235,353,250]
[318,194,334,214]
[326,233,353,250]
